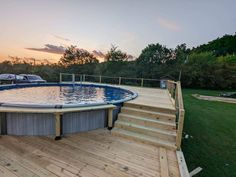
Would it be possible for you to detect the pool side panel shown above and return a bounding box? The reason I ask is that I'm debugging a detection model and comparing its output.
[6,113,55,135]
[1,106,121,136]
[62,110,107,134]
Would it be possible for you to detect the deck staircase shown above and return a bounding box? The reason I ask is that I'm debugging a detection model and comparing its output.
[112,102,177,150]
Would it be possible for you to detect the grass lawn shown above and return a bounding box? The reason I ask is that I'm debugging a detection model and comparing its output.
[182,89,236,177]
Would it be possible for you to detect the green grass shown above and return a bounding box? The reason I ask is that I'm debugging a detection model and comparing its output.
[182,89,236,177]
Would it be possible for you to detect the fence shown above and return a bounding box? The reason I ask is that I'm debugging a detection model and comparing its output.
[59,73,161,88]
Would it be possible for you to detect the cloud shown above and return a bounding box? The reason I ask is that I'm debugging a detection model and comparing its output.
[92,50,105,59]
[26,44,65,54]
[53,35,70,42]
[25,44,134,62]
[157,16,181,31]
[25,44,106,59]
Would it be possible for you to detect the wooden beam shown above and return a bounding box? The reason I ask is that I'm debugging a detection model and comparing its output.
[190,167,202,177]
[54,113,62,140]
[99,75,102,83]
[176,150,190,177]
[108,108,115,130]
[59,73,62,83]
[176,109,185,150]
[141,78,144,87]
[159,147,169,177]
[0,104,116,114]
[176,81,185,150]
[118,77,121,85]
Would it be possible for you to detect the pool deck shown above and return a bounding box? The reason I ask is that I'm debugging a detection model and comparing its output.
[0,129,181,177]
[0,84,189,177]
[84,82,176,111]
[121,85,175,110]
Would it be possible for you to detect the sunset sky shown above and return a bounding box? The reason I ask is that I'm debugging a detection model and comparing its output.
[0,0,235,62]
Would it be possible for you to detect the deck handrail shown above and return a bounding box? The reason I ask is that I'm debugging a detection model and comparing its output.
[167,80,185,150]
[84,74,160,81]
[60,73,161,87]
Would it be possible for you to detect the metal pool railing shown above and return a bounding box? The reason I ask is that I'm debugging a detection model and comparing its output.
[59,73,161,88]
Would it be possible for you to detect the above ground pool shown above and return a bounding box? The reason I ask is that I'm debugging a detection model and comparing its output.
[0,83,137,108]
[0,83,137,136]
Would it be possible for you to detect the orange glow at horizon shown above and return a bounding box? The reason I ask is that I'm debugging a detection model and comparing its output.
[0,49,105,63]
[0,51,62,63]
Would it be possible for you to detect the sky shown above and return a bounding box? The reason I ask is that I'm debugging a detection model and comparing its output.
[0,0,235,62]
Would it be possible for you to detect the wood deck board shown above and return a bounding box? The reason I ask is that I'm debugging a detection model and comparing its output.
[121,86,175,110]
[82,83,175,110]
[0,129,180,177]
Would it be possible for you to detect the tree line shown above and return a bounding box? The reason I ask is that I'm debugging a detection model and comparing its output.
[0,34,235,89]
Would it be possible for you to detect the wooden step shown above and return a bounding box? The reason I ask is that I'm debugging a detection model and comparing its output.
[124,102,176,114]
[112,128,177,150]
[118,113,176,131]
[115,120,176,142]
[121,107,176,123]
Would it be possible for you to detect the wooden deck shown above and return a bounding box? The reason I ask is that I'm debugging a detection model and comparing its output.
[83,82,175,111]
[0,129,181,177]
[121,86,175,110]
[0,84,188,177]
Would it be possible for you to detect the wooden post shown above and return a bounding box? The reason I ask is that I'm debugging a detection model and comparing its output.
[175,84,179,109]
[176,81,185,149]
[0,112,7,135]
[59,73,62,83]
[72,74,75,83]
[80,75,82,84]
[55,113,62,140]
[108,108,114,130]
[118,77,121,85]
[83,74,86,82]
[141,78,144,87]
[176,109,185,150]
[99,75,102,83]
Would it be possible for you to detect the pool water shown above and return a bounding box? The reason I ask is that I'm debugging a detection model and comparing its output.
[0,84,135,107]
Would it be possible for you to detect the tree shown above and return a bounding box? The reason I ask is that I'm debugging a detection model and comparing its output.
[59,45,98,66]
[193,34,236,56]
[165,44,190,79]
[105,45,128,62]
[137,43,173,65]
[181,52,236,89]
[136,43,173,78]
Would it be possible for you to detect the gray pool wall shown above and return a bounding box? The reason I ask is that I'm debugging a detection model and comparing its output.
[0,103,122,136]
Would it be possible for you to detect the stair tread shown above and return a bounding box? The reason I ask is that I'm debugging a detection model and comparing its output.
[124,102,176,111]
[112,128,177,149]
[119,113,176,127]
[116,120,177,136]
[122,107,176,118]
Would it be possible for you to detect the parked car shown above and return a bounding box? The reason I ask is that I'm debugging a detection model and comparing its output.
[18,74,46,83]
[0,74,46,84]
[0,74,23,84]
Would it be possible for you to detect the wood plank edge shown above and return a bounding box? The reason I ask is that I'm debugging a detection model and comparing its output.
[176,150,190,177]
